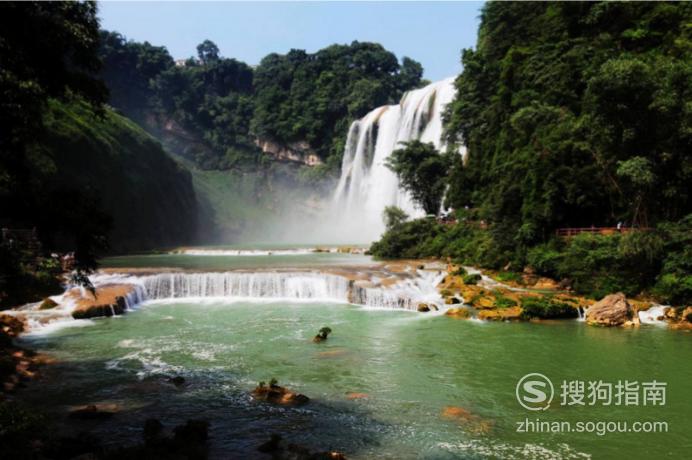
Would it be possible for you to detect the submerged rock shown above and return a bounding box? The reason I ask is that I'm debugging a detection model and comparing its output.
[445,307,471,319]
[252,380,310,406]
[167,375,186,387]
[68,404,117,420]
[586,292,634,327]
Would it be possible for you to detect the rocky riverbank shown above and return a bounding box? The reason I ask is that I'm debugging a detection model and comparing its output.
[436,263,692,330]
[0,314,53,396]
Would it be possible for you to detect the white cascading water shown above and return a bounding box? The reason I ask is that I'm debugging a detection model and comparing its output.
[138,272,351,302]
[330,77,463,242]
[9,270,445,333]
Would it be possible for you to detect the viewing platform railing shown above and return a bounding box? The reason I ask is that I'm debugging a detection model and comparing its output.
[555,227,650,237]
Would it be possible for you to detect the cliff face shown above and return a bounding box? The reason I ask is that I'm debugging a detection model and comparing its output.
[255,139,323,166]
[40,101,198,252]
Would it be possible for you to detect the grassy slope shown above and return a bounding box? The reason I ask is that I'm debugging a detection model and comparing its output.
[40,100,198,252]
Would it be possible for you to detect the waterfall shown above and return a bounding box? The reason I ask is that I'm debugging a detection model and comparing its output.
[138,272,351,302]
[330,77,463,243]
[93,271,444,311]
[11,270,447,334]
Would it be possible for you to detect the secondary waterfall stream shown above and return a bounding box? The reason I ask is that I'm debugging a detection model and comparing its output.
[330,77,463,242]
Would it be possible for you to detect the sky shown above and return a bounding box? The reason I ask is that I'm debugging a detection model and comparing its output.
[99,1,483,82]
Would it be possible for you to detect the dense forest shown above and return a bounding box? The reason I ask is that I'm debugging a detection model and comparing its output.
[372,2,692,304]
[99,33,424,171]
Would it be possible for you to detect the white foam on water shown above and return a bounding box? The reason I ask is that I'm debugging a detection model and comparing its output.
[638,305,669,325]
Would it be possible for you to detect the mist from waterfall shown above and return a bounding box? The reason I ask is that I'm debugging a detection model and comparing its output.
[326,77,461,243]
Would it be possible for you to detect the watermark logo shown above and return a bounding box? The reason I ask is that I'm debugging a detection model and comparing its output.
[516,373,554,411]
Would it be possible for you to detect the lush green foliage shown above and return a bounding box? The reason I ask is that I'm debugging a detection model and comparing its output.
[371,2,692,305]
[372,216,692,304]
[252,43,423,166]
[520,297,579,319]
[386,141,451,214]
[0,1,108,270]
[100,32,258,170]
[0,2,114,306]
[100,36,423,171]
[382,206,410,231]
[463,273,482,285]
[38,100,198,252]
[444,2,692,255]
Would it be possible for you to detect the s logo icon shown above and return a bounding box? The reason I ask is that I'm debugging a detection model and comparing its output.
[516,373,554,411]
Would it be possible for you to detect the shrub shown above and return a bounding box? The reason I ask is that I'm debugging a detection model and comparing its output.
[495,272,522,284]
[463,274,482,285]
[494,294,517,309]
[521,296,578,319]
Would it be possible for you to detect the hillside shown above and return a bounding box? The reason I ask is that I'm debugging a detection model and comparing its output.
[37,100,198,252]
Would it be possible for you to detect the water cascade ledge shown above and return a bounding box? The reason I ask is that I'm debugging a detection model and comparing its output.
[10,270,447,333]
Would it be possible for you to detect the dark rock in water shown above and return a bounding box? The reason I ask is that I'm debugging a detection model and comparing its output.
[417,303,430,312]
[257,434,283,453]
[313,326,332,343]
[257,434,347,459]
[143,418,164,444]
[45,432,102,459]
[173,419,209,444]
[0,314,25,337]
[68,404,115,420]
[167,375,186,387]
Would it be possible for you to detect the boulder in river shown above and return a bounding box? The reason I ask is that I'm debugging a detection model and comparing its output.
[68,404,117,420]
[313,326,332,342]
[252,379,310,406]
[586,292,634,327]
[69,284,133,319]
[39,298,58,310]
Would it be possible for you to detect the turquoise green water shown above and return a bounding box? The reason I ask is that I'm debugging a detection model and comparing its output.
[19,301,692,459]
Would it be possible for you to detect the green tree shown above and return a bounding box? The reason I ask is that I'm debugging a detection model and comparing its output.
[383,206,409,230]
[197,39,220,65]
[386,141,450,215]
[616,156,656,227]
